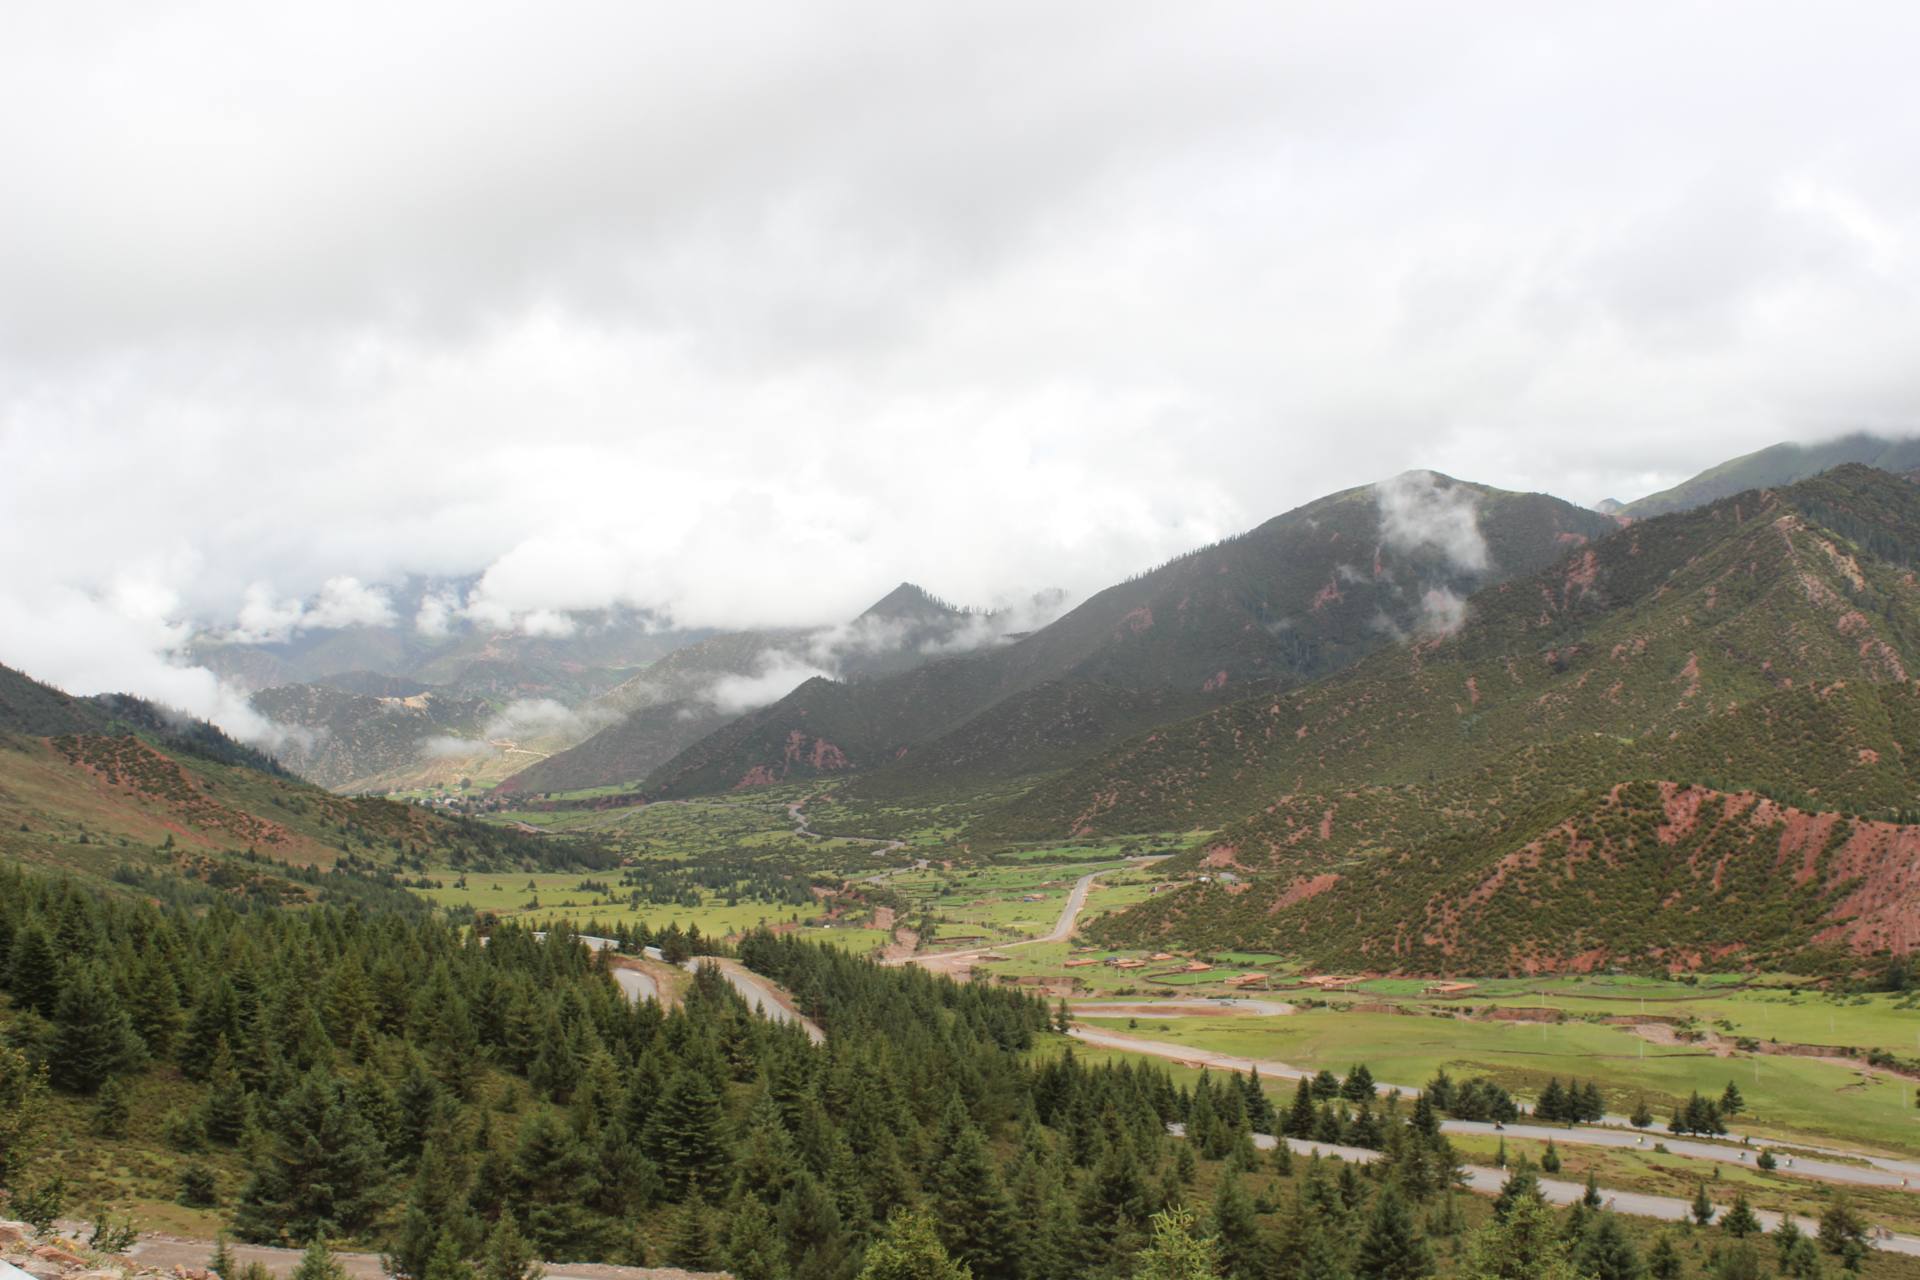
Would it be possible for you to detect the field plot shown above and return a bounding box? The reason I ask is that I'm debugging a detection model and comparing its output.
[893,858,1157,951]
[418,787,924,951]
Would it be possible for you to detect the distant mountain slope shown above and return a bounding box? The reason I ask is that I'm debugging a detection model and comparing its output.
[0,663,572,891]
[1619,432,1920,519]
[248,681,494,790]
[1013,465,1920,970]
[496,583,1031,795]
[640,474,1618,797]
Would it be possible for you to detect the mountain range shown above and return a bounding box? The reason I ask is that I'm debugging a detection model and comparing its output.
[12,433,1917,972]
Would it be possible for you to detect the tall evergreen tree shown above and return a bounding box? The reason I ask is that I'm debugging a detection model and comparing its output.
[1462,1193,1579,1280]
[481,1210,542,1280]
[1354,1186,1433,1280]
[1208,1170,1266,1280]
[50,962,144,1093]
[235,1071,388,1244]
[929,1107,1018,1280]
[724,1193,789,1280]
[1573,1213,1646,1280]
[643,1067,730,1197]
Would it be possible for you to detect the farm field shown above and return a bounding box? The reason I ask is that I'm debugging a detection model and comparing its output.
[893,857,1162,949]
[1077,1010,1920,1157]
[413,869,893,951]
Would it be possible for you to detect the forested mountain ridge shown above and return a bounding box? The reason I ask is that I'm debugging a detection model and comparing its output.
[637,475,1617,799]
[1019,465,1920,970]
[1615,432,1920,519]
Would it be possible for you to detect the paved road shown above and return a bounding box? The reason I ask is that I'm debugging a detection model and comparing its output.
[1165,1129,1920,1256]
[897,857,1167,969]
[609,964,659,1005]
[685,957,826,1044]
[1447,1120,1919,1192]
[1073,1021,1920,1196]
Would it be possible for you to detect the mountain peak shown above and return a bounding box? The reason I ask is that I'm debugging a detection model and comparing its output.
[857,582,965,621]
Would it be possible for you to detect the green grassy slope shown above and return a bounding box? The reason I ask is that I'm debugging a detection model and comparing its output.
[0,664,583,897]
[991,466,1920,970]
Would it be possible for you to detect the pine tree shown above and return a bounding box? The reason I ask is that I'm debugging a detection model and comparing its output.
[1646,1232,1683,1279]
[1491,1161,1540,1221]
[234,1071,388,1244]
[1287,1077,1317,1138]
[666,1199,718,1271]
[1722,1193,1760,1238]
[1131,1207,1221,1280]
[92,1076,131,1138]
[204,1036,249,1145]
[481,1210,542,1280]
[1537,1078,1568,1124]
[510,1108,606,1259]
[6,923,60,1017]
[929,1109,1018,1280]
[1630,1098,1653,1129]
[1341,1064,1376,1103]
[1462,1193,1580,1280]
[1720,1081,1745,1117]
[0,1043,47,1191]
[858,1208,972,1280]
[1209,1171,1266,1280]
[129,954,185,1060]
[724,1193,789,1280]
[50,962,144,1093]
[642,1067,730,1197]
[1817,1191,1867,1263]
[292,1237,347,1280]
[209,1235,236,1280]
[421,1234,476,1280]
[1573,1213,1645,1280]
[1691,1181,1716,1227]
[1540,1139,1561,1173]
[1354,1185,1434,1280]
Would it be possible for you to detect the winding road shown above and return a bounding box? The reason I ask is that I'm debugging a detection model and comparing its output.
[683,956,826,1044]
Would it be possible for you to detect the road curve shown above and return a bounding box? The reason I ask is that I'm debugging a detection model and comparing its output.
[608,964,659,1005]
[685,957,826,1045]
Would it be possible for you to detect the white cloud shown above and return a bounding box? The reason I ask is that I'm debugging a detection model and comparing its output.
[1416,586,1470,637]
[1374,471,1491,573]
[482,697,617,741]
[702,651,836,716]
[7,3,1920,720]
[230,576,394,643]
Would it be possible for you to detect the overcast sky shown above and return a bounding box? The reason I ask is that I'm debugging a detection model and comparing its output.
[5,2,1920,724]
